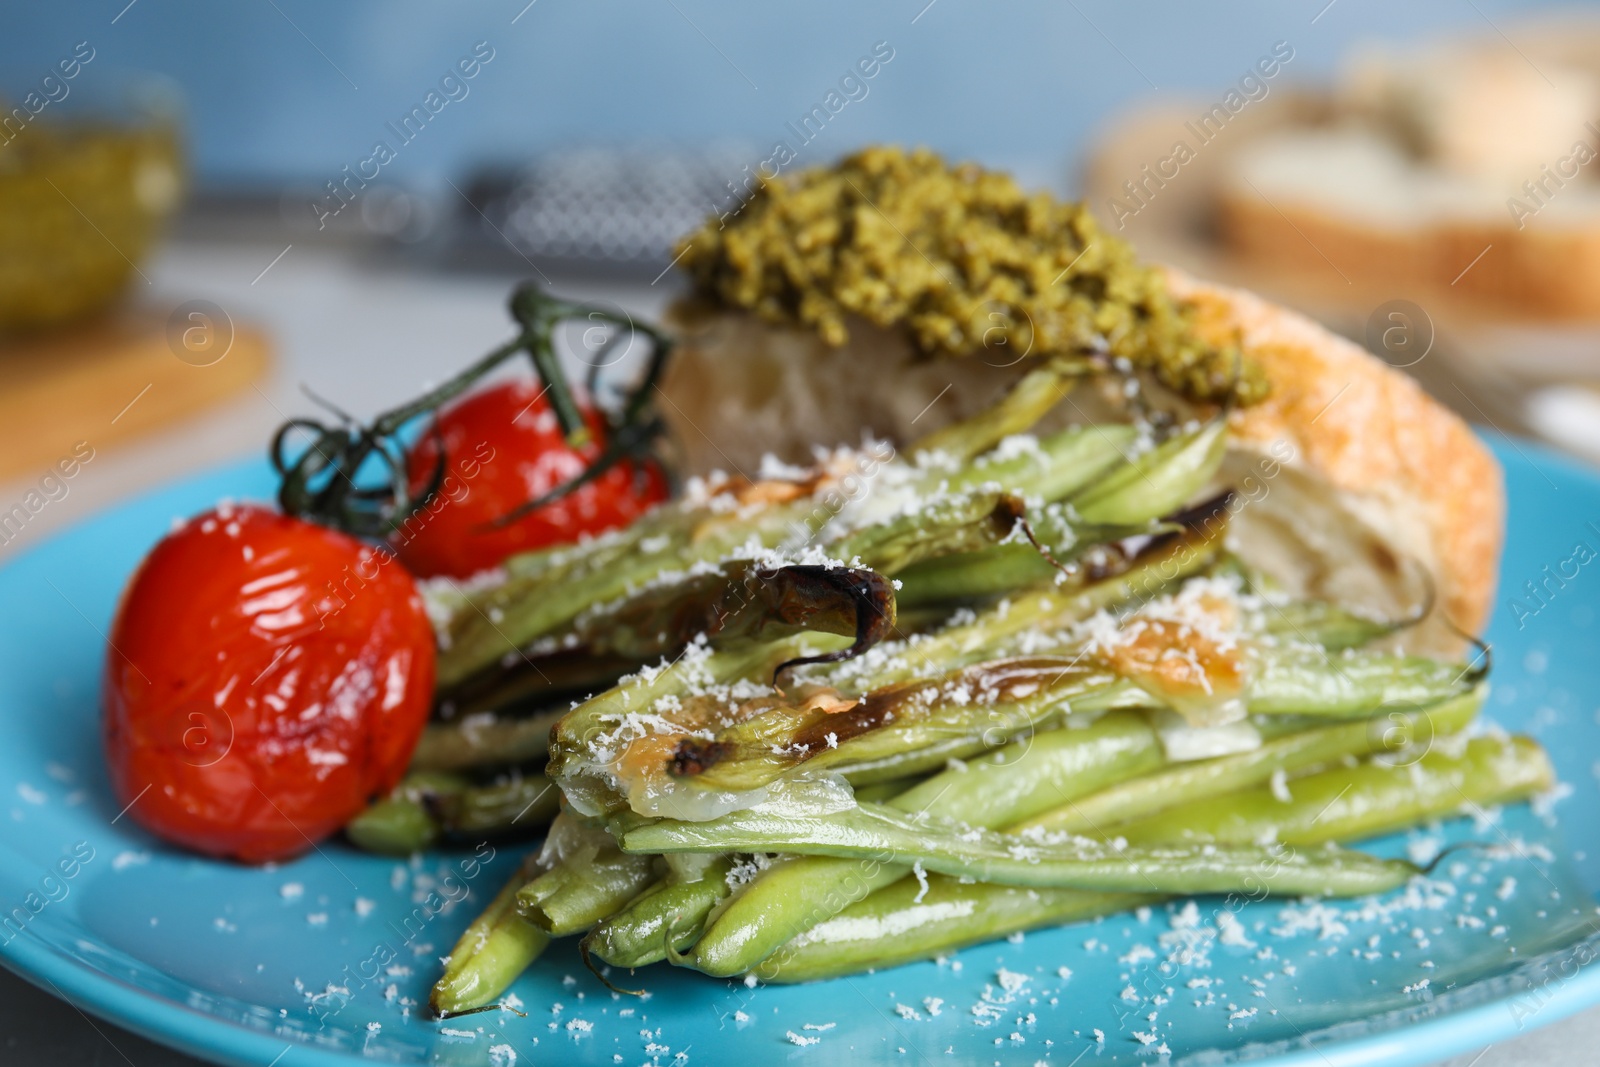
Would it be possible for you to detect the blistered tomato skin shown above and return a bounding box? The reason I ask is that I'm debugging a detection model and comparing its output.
[102,504,436,864]
[394,379,669,579]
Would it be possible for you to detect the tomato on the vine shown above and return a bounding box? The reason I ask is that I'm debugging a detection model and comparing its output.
[102,504,436,864]
[393,378,669,579]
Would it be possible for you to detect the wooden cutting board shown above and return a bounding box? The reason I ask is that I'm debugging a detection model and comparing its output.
[0,309,270,483]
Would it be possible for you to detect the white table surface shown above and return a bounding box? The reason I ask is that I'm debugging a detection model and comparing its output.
[1,239,1593,1067]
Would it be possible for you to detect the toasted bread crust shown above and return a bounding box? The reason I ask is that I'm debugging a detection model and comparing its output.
[1217,185,1600,320]
[1166,268,1505,642]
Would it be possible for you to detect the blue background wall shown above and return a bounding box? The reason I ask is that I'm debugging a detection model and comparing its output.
[3,0,1582,193]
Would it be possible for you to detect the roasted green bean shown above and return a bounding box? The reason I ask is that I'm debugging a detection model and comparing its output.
[584,854,739,968]
[908,358,1096,463]
[1116,734,1553,847]
[1011,688,1483,836]
[1246,645,1478,717]
[513,814,661,937]
[517,850,658,936]
[411,711,565,773]
[1068,418,1225,526]
[347,771,559,855]
[431,854,549,1015]
[617,800,1419,897]
[756,875,1150,983]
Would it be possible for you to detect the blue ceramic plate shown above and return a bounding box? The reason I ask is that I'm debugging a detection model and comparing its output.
[3,440,1600,1067]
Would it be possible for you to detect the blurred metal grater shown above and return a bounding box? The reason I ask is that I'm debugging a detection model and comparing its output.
[450,146,759,277]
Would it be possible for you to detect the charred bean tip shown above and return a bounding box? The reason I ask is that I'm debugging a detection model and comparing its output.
[770,567,897,686]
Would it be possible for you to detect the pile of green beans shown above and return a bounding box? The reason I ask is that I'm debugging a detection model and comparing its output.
[432,687,1548,1009]
[757,732,1551,982]
[406,398,1552,1015]
[436,413,1222,695]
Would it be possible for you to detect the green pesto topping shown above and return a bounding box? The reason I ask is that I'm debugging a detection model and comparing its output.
[678,145,1265,405]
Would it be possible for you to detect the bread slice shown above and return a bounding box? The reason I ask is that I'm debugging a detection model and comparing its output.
[660,272,1504,656]
[1167,269,1503,656]
[1214,28,1600,320]
[1218,128,1600,319]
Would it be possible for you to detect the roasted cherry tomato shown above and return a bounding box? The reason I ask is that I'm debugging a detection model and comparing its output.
[103,503,436,864]
[393,378,669,579]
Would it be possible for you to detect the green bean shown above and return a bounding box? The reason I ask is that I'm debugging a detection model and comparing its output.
[834,424,1196,574]
[347,797,440,855]
[825,489,1033,577]
[885,423,1221,602]
[1248,646,1476,717]
[1011,688,1483,836]
[433,447,1023,691]
[756,875,1152,983]
[938,425,1138,504]
[412,710,565,772]
[893,544,1060,607]
[893,711,1164,826]
[893,510,1180,608]
[497,513,667,584]
[346,772,560,855]
[692,712,1163,975]
[347,772,460,854]
[908,358,1093,463]
[1203,555,1416,653]
[517,848,658,936]
[852,776,927,803]
[616,801,1418,897]
[442,417,1214,690]
[895,476,1221,612]
[436,648,635,724]
[439,496,816,687]
[1068,418,1225,526]
[1255,599,1418,652]
[690,854,902,977]
[1116,734,1554,847]
[585,855,739,968]
[448,775,561,836]
[431,854,549,1015]
[573,562,893,663]
[858,520,1225,687]
[832,422,1184,585]
[684,660,1120,793]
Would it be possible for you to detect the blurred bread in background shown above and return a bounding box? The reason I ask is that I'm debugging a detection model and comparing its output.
[1083,13,1600,463]
[1217,31,1600,318]
[1345,43,1596,182]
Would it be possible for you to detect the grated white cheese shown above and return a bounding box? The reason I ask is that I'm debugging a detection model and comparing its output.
[911,862,930,903]
[1269,769,1292,803]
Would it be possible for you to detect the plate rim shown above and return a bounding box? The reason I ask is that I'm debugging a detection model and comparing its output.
[3,438,1598,1067]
